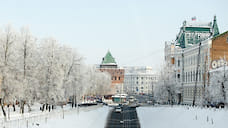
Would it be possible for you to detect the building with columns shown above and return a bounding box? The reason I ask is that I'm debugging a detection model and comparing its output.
[123,66,158,95]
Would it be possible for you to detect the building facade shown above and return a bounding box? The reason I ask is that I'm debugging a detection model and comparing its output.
[99,50,125,95]
[165,16,228,105]
[123,66,158,95]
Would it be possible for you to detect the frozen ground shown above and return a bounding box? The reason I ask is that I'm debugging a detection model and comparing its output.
[137,105,228,128]
[0,105,110,128]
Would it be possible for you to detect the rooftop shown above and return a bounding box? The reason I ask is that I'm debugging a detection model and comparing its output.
[101,50,117,65]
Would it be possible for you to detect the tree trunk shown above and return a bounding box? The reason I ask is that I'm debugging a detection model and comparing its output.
[46,103,48,110]
[61,105,64,119]
[20,100,25,114]
[13,104,16,112]
[71,96,74,108]
[22,102,25,114]
[27,104,31,112]
[7,105,10,120]
[48,105,51,112]
[42,104,45,112]
[1,104,6,117]
[222,82,226,104]
[74,95,77,108]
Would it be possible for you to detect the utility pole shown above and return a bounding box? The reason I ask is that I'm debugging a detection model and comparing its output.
[193,42,201,106]
[202,54,207,106]
[222,55,227,105]
[181,51,184,104]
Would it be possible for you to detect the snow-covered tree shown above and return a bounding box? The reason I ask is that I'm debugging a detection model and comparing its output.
[0,25,112,116]
[207,66,228,106]
[155,65,177,105]
[0,25,18,118]
[36,38,65,109]
[15,26,38,113]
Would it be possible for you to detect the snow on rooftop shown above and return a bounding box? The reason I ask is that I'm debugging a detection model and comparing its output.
[185,21,211,28]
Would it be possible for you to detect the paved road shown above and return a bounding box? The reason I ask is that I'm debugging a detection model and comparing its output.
[105,106,141,128]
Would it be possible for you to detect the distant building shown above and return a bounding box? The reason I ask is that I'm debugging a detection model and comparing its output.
[123,66,158,95]
[164,16,228,105]
[99,50,124,95]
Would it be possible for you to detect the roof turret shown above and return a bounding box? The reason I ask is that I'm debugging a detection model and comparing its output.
[212,15,219,37]
[101,50,117,65]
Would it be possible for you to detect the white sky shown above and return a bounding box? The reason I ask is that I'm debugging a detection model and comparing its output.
[0,0,228,71]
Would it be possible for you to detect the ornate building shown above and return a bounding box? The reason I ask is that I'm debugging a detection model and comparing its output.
[164,16,228,105]
[99,50,124,95]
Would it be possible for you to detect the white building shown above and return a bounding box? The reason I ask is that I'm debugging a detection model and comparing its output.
[164,16,222,105]
[123,66,158,95]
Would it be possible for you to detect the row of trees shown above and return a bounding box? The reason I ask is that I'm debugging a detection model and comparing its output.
[0,25,111,118]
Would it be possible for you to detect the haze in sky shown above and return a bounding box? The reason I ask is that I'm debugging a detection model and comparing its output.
[0,0,228,70]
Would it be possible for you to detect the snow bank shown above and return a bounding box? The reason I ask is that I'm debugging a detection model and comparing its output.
[137,105,228,128]
[0,105,110,128]
[34,106,110,128]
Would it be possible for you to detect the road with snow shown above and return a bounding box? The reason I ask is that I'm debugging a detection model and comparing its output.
[105,106,141,128]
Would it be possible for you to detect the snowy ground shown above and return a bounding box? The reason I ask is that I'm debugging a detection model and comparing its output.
[39,105,110,128]
[0,105,110,128]
[2,104,228,128]
[137,105,228,128]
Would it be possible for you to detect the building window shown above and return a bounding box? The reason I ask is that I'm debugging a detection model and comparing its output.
[193,71,195,81]
[115,76,117,80]
[119,77,120,80]
[227,37,228,43]
[171,57,175,64]
[178,60,180,67]
[177,74,180,79]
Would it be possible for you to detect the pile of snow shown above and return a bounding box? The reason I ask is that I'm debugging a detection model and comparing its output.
[137,105,228,128]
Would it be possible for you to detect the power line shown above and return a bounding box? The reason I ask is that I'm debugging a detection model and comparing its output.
[122,49,163,65]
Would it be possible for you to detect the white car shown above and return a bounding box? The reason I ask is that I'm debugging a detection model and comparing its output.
[115,107,122,113]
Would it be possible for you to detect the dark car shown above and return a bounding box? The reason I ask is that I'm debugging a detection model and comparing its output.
[206,102,225,108]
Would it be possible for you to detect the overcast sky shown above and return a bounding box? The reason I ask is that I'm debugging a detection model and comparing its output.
[0,0,228,71]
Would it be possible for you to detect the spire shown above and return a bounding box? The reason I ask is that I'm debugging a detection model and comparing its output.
[212,15,219,37]
[101,50,117,65]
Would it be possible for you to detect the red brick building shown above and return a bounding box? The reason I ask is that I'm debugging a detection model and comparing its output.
[99,50,124,95]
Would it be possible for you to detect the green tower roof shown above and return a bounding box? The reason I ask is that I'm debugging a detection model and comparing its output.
[101,50,117,65]
[212,15,219,37]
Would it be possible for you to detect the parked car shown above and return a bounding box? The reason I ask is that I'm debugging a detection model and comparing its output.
[206,102,225,108]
